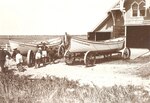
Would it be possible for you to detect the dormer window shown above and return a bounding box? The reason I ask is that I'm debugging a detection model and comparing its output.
[132,3,138,16]
[131,0,146,17]
[139,1,146,16]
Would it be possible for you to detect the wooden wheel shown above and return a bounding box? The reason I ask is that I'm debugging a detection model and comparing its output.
[84,51,96,67]
[27,50,35,67]
[58,45,65,58]
[122,47,131,59]
[64,50,75,65]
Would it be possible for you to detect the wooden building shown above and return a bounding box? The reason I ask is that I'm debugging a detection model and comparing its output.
[88,0,150,49]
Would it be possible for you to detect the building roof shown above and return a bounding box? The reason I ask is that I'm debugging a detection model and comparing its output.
[92,0,150,32]
[92,0,120,32]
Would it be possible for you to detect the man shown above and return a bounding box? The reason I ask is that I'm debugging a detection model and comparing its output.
[15,50,23,69]
[12,48,20,60]
[48,47,56,64]
[3,48,11,69]
[35,47,42,68]
[41,42,48,66]
[0,46,6,73]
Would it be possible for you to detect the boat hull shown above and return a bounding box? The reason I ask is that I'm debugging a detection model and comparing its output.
[9,40,38,55]
[47,37,62,46]
[9,37,63,55]
[69,37,124,53]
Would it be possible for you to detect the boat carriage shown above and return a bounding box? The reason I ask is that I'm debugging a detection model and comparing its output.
[9,37,65,67]
[64,36,130,67]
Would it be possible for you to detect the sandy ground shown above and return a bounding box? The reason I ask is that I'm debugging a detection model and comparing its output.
[12,56,150,89]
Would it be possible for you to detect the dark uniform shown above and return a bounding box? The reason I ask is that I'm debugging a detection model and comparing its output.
[12,48,20,60]
[42,43,48,66]
[48,47,56,63]
[0,47,6,73]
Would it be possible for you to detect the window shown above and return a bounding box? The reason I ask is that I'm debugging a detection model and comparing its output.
[131,1,146,17]
[139,1,146,16]
[132,3,138,17]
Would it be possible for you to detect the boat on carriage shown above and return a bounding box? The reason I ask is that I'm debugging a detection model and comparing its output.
[46,37,63,46]
[64,36,129,67]
[9,37,65,66]
[9,40,38,55]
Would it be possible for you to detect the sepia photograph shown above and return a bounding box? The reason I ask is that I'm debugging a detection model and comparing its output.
[0,0,150,102]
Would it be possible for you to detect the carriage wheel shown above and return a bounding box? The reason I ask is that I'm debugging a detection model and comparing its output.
[84,51,96,67]
[27,50,35,67]
[58,45,65,58]
[122,47,131,60]
[64,50,75,65]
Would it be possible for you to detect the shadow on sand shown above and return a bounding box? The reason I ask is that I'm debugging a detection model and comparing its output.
[67,55,124,67]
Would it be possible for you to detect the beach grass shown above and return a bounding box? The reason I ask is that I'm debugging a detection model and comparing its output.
[0,72,149,103]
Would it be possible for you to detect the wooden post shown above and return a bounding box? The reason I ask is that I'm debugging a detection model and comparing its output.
[124,10,127,48]
[95,32,96,41]
[124,24,127,48]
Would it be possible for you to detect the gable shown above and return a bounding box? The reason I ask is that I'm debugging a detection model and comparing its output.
[96,14,113,32]
[124,0,150,25]
[93,14,113,32]
[93,0,150,32]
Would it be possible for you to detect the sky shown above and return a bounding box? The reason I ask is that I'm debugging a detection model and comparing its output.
[0,0,118,35]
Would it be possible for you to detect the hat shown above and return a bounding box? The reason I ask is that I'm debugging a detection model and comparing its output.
[13,48,17,50]
[4,48,7,50]
[38,47,42,50]
[42,41,46,45]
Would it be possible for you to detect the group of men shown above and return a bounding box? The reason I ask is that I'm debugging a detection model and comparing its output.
[0,46,23,73]
[35,42,57,68]
[0,42,57,73]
